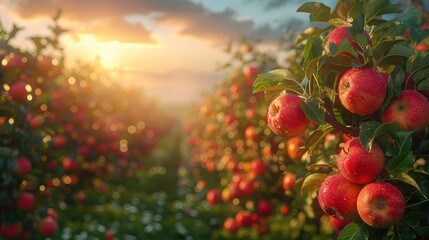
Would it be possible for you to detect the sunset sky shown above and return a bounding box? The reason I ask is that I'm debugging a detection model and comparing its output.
[0,0,335,104]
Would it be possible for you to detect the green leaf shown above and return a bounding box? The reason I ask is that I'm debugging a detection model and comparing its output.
[373,36,407,62]
[301,98,325,124]
[359,121,397,151]
[393,8,421,29]
[406,52,429,79]
[328,18,349,28]
[252,69,303,100]
[394,173,426,198]
[365,0,390,23]
[335,0,355,20]
[297,2,331,23]
[392,225,417,240]
[305,124,334,153]
[295,27,323,44]
[312,153,338,168]
[301,173,329,195]
[386,151,413,175]
[417,79,429,90]
[378,42,414,67]
[338,222,369,240]
[330,38,359,58]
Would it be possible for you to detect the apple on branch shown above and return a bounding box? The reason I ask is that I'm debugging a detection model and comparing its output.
[337,67,387,116]
[267,93,310,138]
[357,182,405,228]
[382,90,429,131]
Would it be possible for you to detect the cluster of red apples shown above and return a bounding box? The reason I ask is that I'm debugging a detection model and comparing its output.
[262,3,429,236]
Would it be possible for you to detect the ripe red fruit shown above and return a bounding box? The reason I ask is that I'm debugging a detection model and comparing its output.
[318,173,363,220]
[51,135,67,149]
[38,216,58,237]
[0,222,22,238]
[280,204,289,215]
[238,179,254,196]
[243,65,259,86]
[337,138,385,184]
[16,192,36,211]
[245,125,258,141]
[382,90,429,131]
[249,159,266,177]
[257,199,272,216]
[2,54,25,69]
[357,182,405,228]
[286,136,306,160]
[415,44,429,51]
[47,208,59,221]
[223,217,238,233]
[25,114,45,129]
[104,231,114,240]
[329,215,351,236]
[206,189,221,206]
[267,94,310,138]
[235,210,252,227]
[282,172,296,191]
[8,81,29,102]
[325,26,370,63]
[13,156,32,176]
[62,158,79,171]
[338,68,387,116]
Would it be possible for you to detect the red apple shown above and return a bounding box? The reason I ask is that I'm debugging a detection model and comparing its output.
[325,26,370,63]
[249,159,266,177]
[223,217,238,233]
[51,135,67,149]
[2,54,25,69]
[382,90,429,131]
[62,158,79,171]
[13,156,32,176]
[338,67,387,116]
[280,204,289,215]
[415,44,429,51]
[25,114,44,129]
[267,93,310,138]
[47,208,59,221]
[243,64,259,86]
[329,215,351,236]
[357,182,405,228]
[38,216,58,237]
[318,173,363,220]
[286,136,306,160]
[206,189,221,206]
[282,172,296,191]
[0,222,22,238]
[238,179,254,196]
[105,231,114,240]
[245,107,257,119]
[337,138,385,184]
[235,210,252,227]
[245,125,258,141]
[16,192,35,211]
[257,199,272,216]
[8,81,29,102]
[230,83,241,94]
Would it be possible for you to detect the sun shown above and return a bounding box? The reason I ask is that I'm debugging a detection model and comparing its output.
[97,50,120,69]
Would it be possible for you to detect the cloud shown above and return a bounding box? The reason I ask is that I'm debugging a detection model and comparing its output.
[7,0,288,44]
[243,0,297,10]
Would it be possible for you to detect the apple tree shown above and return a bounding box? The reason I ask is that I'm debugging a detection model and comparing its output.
[253,0,429,239]
[185,40,336,239]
